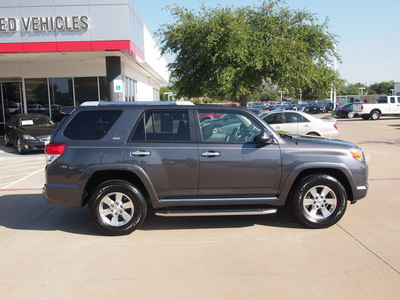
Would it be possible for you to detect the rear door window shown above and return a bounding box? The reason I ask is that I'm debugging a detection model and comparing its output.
[63,110,122,140]
[131,110,190,142]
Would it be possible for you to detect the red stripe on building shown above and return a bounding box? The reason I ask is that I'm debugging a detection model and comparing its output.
[0,40,145,61]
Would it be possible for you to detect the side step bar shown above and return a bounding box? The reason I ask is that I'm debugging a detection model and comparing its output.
[155,208,278,217]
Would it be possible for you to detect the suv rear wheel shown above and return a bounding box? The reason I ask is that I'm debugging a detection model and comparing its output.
[291,174,347,228]
[88,180,147,236]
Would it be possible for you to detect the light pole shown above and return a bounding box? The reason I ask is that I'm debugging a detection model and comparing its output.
[298,88,302,102]
[278,90,283,102]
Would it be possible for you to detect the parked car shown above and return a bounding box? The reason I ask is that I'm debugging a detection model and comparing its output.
[4,113,56,154]
[324,102,334,112]
[43,101,368,236]
[335,103,359,119]
[307,103,328,114]
[247,102,266,110]
[200,113,242,135]
[352,96,400,120]
[262,110,338,138]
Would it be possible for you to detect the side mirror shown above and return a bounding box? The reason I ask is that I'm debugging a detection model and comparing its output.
[256,130,274,144]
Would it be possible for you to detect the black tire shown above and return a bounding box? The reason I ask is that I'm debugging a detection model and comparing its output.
[88,180,147,236]
[291,174,347,229]
[361,115,370,120]
[370,110,380,120]
[347,111,355,119]
[306,132,320,137]
[4,134,10,147]
[16,137,24,154]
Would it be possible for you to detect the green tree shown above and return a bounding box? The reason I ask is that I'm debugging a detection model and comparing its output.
[159,1,340,106]
[368,81,395,95]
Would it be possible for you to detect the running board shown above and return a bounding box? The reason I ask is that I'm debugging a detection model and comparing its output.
[155,208,278,217]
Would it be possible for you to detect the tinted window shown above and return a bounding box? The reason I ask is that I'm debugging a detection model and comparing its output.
[390,97,395,104]
[199,110,262,143]
[132,110,190,142]
[263,113,283,124]
[285,112,309,123]
[376,97,388,103]
[64,110,122,140]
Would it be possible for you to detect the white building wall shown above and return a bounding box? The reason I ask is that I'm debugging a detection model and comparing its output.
[143,25,169,84]
[395,83,400,96]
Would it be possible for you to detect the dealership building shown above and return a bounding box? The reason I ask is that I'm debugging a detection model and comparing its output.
[0,0,169,134]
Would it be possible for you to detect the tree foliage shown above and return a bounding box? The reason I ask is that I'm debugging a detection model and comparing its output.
[159,0,340,105]
[368,81,396,95]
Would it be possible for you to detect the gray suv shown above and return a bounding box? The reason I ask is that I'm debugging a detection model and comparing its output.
[43,101,368,235]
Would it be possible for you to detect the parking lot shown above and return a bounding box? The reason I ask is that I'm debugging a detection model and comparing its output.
[0,116,399,299]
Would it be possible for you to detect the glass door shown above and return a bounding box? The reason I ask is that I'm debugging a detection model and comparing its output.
[1,82,23,135]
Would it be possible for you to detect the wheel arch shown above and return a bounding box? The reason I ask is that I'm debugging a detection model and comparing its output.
[282,167,353,204]
[306,132,320,136]
[84,169,158,208]
[370,109,381,119]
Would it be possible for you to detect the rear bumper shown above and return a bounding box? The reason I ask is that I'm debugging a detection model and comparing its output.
[43,184,85,207]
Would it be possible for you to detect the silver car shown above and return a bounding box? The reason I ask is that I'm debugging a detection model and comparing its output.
[262,110,339,138]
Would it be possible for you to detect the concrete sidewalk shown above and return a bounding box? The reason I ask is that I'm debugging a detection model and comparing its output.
[0,117,399,299]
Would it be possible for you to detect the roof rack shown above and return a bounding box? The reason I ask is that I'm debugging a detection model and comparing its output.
[80,101,195,106]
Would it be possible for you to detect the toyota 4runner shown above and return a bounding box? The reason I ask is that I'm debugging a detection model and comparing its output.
[43,101,368,235]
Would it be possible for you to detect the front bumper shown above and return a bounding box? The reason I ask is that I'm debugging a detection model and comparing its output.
[20,140,46,152]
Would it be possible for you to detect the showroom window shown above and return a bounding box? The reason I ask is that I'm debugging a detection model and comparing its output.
[124,77,136,101]
[74,77,99,105]
[24,76,109,122]
[25,78,50,116]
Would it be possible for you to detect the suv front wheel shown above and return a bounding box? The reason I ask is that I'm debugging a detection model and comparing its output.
[291,174,347,229]
[88,180,147,236]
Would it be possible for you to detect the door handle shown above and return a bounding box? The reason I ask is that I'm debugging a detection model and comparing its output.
[130,150,151,157]
[201,151,221,158]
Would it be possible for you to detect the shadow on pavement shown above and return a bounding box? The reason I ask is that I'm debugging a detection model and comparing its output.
[141,207,300,231]
[0,193,301,235]
[0,193,99,236]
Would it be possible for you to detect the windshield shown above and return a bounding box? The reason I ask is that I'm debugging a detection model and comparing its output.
[20,115,54,127]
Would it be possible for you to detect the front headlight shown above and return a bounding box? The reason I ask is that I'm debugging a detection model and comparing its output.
[350,148,365,162]
[22,134,37,141]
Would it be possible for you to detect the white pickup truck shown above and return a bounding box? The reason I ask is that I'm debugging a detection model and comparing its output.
[353,96,400,120]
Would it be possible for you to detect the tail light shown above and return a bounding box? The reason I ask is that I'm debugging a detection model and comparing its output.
[45,143,65,155]
[45,143,65,165]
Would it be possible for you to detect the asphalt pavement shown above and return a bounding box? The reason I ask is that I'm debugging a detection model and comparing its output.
[0,116,399,299]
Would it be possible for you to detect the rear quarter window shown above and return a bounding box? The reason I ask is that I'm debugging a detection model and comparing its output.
[63,110,122,140]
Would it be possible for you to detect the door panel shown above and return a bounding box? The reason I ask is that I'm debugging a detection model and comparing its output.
[124,109,199,199]
[197,109,282,198]
[198,142,281,197]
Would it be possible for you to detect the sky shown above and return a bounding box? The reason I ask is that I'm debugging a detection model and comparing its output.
[136,0,400,85]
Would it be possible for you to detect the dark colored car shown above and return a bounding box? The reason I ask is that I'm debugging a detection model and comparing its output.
[335,103,359,118]
[200,113,242,135]
[43,102,368,236]
[4,113,56,154]
[306,103,327,114]
[324,102,334,112]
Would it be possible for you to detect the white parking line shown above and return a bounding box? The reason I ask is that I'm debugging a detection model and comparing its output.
[1,168,44,189]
